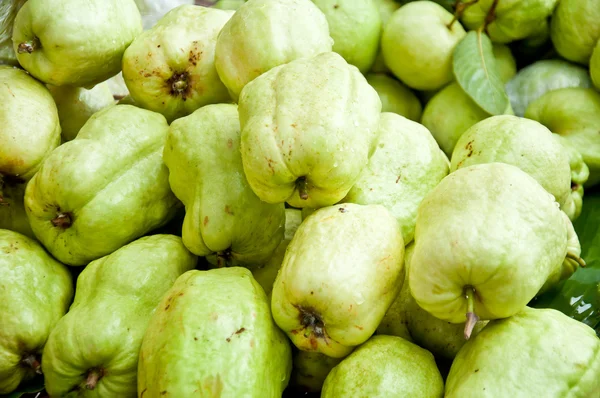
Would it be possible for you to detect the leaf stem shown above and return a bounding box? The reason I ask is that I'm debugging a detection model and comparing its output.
[447,0,479,29]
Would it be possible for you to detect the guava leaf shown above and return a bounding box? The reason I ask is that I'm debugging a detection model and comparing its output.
[0,375,45,398]
[452,30,509,115]
[531,188,600,335]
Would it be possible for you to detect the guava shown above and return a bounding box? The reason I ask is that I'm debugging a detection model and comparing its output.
[461,0,558,44]
[505,59,593,117]
[321,335,444,397]
[591,39,600,90]
[42,235,197,397]
[365,74,422,121]
[163,103,285,268]
[445,307,600,397]
[409,163,574,339]
[48,83,115,142]
[524,87,600,187]
[369,0,401,73]
[312,0,381,73]
[271,203,404,358]
[550,0,600,65]
[420,82,489,157]
[291,351,342,393]
[239,52,381,208]
[0,229,73,395]
[450,115,582,221]
[12,0,143,87]
[138,267,292,397]
[122,5,233,123]
[24,105,180,266]
[492,43,517,83]
[214,0,333,100]
[343,112,448,245]
[381,1,466,90]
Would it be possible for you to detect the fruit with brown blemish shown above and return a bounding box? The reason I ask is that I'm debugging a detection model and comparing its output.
[409,163,578,340]
[271,203,404,358]
[122,5,233,123]
[138,267,292,397]
[0,229,73,395]
[163,103,285,268]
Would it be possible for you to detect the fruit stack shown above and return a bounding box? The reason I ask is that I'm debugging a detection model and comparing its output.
[1,0,599,397]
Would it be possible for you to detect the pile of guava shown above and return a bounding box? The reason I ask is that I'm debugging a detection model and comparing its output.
[1,0,599,397]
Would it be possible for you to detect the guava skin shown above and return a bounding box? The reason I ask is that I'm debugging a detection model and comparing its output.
[321,335,444,398]
[271,203,404,358]
[421,82,489,157]
[163,104,285,268]
[48,83,115,142]
[409,163,569,327]
[365,74,422,121]
[12,0,143,87]
[122,5,233,124]
[525,87,600,188]
[369,0,400,74]
[291,351,342,393]
[461,0,558,44]
[42,235,197,398]
[450,115,576,220]
[239,52,381,208]
[505,59,593,117]
[312,0,382,73]
[0,229,73,395]
[445,307,600,397]
[550,0,600,65]
[24,105,180,266]
[381,1,466,91]
[343,112,449,245]
[592,40,600,90]
[491,43,517,83]
[214,0,333,100]
[138,267,292,397]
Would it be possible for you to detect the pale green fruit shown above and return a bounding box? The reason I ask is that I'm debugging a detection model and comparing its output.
[122,5,233,123]
[42,235,197,397]
[461,0,558,43]
[369,0,400,73]
[553,136,590,220]
[0,183,33,239]
[420,82,489,157]
[365,74,422,121]
[321,335,444,398]
[212,0,246,10]
[48,83,115,142]
[312,0,382,74]
[0,0,25,66]
[445,307,600,397]
[24,105,179,266]
[409,163,570,334]
[138,267,292,397]
[214,0,333,100]
[382,1,466,90]
[492,43,517,83]
[239,52,381,208]
[163,104,285,268]
[550,0,600,65]
[343,113,448,245]
[450,115,579,222]
[106,72,130,99]
[591,39,600,90]
[0,229,73,395]
[525,87,600,187]
[12,0,143,87]
[291,351,342,393]
[271,203,404,358]
[505,59,593,117]
[376,243,414,342]
[252,208,303,299]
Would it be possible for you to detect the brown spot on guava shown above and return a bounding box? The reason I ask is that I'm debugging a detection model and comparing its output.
[204,216,209,226]
[227,138,233,148]
[235,327,246,334]
[224,205,234,215]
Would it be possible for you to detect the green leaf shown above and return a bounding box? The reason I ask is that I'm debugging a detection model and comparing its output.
[531,188,600,334]
[452,30,509,115]
[0,375,45,398]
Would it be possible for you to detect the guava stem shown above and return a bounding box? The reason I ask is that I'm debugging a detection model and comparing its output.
[215,249,232,268]
[172,79,188,93]
[464,286,479,340]
[447,0,479,29]
[296,177,309,201]
[477,0,498,33]
[566,252,586,268]
[17,38,40,54]
[85,368,104,390]
[21,354,42,374]
[51,212,72,228]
